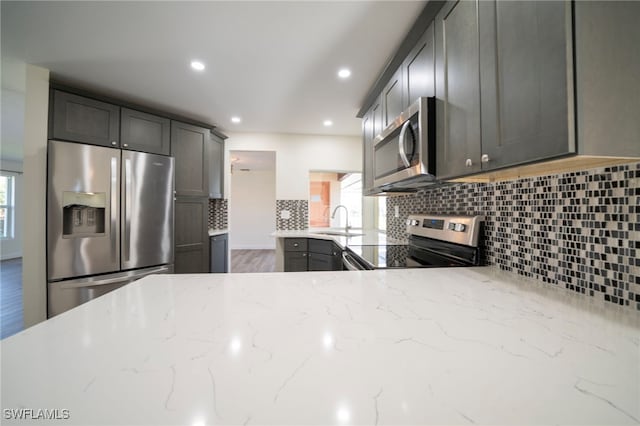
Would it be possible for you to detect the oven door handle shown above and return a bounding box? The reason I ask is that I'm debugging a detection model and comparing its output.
[342,252,368,271]
[398,120,412,168]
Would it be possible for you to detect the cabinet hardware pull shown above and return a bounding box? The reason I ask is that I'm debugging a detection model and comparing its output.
[111,141,117,146]
[465,159,473,167]
[481,154,490,163]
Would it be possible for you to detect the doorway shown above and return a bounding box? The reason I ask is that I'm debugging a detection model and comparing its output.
[228,151,276,272]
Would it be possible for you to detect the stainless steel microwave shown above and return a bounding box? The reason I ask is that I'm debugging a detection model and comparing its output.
[373,97,436,191]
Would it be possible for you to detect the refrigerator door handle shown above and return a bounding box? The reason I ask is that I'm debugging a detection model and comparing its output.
[110,156,118,264]
[124,158,132,262]
[58,266,170,289]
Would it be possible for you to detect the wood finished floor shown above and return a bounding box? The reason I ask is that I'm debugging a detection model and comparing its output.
[1,258,23,339]
[230,250,276,273]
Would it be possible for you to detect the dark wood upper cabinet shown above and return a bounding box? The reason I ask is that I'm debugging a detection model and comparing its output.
[479,0,572,169]
[382,67,404,128]
[51,90,120,147]
[171,121,210,197]
[403,21,436,107]
[120,107,170,155]
[435,0,482,179]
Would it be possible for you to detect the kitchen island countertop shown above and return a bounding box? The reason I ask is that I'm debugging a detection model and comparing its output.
[272,229,407,248]
[2,268,638,425]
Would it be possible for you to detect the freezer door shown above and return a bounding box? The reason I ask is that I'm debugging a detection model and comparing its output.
[121,150,174,270]
[47,140,121,280]
[47,265,172,317]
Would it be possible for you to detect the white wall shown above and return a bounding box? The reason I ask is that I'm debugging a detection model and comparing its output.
[229,169,276,249]
[225,132,361,200]
[22,65,50,327]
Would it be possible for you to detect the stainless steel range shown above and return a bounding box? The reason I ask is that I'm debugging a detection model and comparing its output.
[342,214,484,270]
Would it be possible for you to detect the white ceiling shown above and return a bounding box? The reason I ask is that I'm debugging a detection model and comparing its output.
[1,1,427,138]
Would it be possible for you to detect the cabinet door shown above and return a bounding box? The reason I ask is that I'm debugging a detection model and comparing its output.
[284,252,308,272]
[51,90,120,147]
[372,96,384,139]
[208,134,225,198]
[210,234,228,273]
[120,108,170,155]
[174,197,209,273]
[479,0,572,169]
[331,243,343,271]
[435,0,482,179]
[171,121,210,197]
[404,22,436,107]
[362,109,376,195]
[383,67,404,128]
[308,252,333,271]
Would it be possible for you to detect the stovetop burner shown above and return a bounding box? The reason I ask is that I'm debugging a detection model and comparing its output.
[343,215,484,270]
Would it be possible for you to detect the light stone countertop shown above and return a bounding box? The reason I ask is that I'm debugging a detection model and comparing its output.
[208,229,228,237]
[1,268,639,425]
[272,229,407,248]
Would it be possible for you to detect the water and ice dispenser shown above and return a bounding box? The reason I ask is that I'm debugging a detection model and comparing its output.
[62,192,106,237]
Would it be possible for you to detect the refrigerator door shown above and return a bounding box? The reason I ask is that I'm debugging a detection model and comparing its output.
[121,150,174,271]
[47,140,121,281]
[47,265,172,317]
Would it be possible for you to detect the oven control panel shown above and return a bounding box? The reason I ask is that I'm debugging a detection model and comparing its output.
[406,214,483,247]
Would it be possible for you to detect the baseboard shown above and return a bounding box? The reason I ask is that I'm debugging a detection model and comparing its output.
[0,252,22,261]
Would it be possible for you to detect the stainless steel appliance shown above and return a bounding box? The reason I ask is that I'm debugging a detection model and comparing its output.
[342,214,483,270]
[47,140,174,317]
[373,97,436,191]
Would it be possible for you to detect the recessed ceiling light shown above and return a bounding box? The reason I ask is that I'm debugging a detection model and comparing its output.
[323,120,333,127]
[190,60,205,71]
[231,116,241,124]
[337,68,351,79]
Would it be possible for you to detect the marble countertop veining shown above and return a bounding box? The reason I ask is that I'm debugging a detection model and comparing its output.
[272,229,407,248]
[1,268,639,425]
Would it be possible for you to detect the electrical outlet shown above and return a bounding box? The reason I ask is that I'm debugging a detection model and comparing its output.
[394,205,399,218]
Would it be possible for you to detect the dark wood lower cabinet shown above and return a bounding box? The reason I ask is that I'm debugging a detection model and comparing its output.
[210,234,229,273]
[284,251,308,272]
[284,238,342,272]
[174,197,209,273]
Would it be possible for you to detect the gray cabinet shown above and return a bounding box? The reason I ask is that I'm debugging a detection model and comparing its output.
[208,133,225,199]
[383,67,404,128]
[308,239,342,271]
[120,108,171,155]
[435,0,482,179]
[210,233,228,273]
[435,0,574,179]
[284,238,308,272]
[171,121,211,197]
[174,198,209,273]
[479,1,573,169]
[363,96,384,195]
[574,1,640,158]
[283,238,342,272]
[51,90,120,147]
[403,22,436,107]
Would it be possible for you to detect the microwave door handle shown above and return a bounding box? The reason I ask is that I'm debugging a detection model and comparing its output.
[398,120,412,168]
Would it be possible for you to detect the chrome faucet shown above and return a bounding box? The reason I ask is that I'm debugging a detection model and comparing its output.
[331,205,350,233]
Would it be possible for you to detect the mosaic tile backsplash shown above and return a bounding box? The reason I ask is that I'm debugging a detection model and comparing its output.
[387,162,640,311]
[208,198,228,230]
[276,200,309,230]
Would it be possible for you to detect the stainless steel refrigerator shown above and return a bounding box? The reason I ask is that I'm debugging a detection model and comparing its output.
[47,140,174,317]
